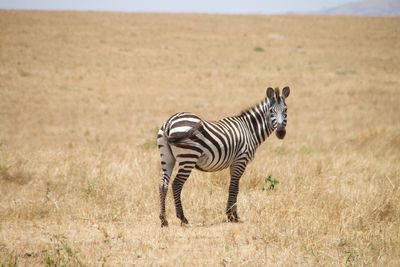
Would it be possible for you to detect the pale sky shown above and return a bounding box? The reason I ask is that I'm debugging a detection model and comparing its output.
[0,0,357,14]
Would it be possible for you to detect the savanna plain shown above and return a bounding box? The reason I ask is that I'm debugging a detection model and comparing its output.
[0,11,399,266]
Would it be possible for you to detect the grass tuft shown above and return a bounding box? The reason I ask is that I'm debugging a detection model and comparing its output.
[0,249,18,267]
[42,236,85,267]
[263,174,279,190]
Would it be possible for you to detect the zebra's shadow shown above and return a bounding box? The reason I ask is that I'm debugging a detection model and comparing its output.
[184,219,244,228]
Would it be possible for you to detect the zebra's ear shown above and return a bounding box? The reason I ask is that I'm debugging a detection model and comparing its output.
[266,87,275,100]
[282,86,290,98]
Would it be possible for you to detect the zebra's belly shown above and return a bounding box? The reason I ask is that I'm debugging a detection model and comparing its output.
[195,152,232,172]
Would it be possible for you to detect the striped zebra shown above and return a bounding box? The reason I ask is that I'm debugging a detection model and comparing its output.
[157,86,290,227]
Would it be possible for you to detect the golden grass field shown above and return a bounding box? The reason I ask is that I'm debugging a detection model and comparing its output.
[0,10,399,266]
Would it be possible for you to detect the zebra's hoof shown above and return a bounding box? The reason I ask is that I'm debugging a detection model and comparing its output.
[161,220,169,227]
[160,215,169,227]
[227,212,240,223]
[180,217,189,226]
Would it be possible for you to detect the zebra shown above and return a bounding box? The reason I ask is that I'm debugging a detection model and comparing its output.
[157,86,290,227]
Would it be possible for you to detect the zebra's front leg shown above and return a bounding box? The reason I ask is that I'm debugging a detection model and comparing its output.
[226,161,247,222]
[172,165,195,225]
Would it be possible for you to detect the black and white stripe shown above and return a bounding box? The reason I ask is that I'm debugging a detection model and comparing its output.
[157,86,290,227]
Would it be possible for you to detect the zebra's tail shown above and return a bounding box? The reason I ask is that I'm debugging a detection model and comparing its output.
[164,120,203,144]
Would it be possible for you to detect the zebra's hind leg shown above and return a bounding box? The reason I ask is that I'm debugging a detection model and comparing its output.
[172,159,197,225]
[226,161,247,222]
[158,131,176,227]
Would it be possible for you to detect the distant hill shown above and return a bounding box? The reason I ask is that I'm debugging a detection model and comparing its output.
[320,0,400,16]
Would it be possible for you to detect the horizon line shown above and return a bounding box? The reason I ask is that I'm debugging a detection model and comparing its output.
[0,7,395,17]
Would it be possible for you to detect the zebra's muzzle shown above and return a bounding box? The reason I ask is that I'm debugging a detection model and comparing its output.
[276,125,286,139]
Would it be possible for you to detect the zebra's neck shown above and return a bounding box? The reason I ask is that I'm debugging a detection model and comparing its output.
[239,99,274,146]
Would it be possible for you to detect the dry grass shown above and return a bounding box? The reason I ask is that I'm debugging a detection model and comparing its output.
[0,10,399,266]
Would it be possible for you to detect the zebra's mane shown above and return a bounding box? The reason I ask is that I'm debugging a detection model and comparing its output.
[239,99,267,117]
[240,86,283,116]
[275,87,280,100]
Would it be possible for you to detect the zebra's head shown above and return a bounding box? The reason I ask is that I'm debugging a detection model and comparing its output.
[266,86,290,139]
